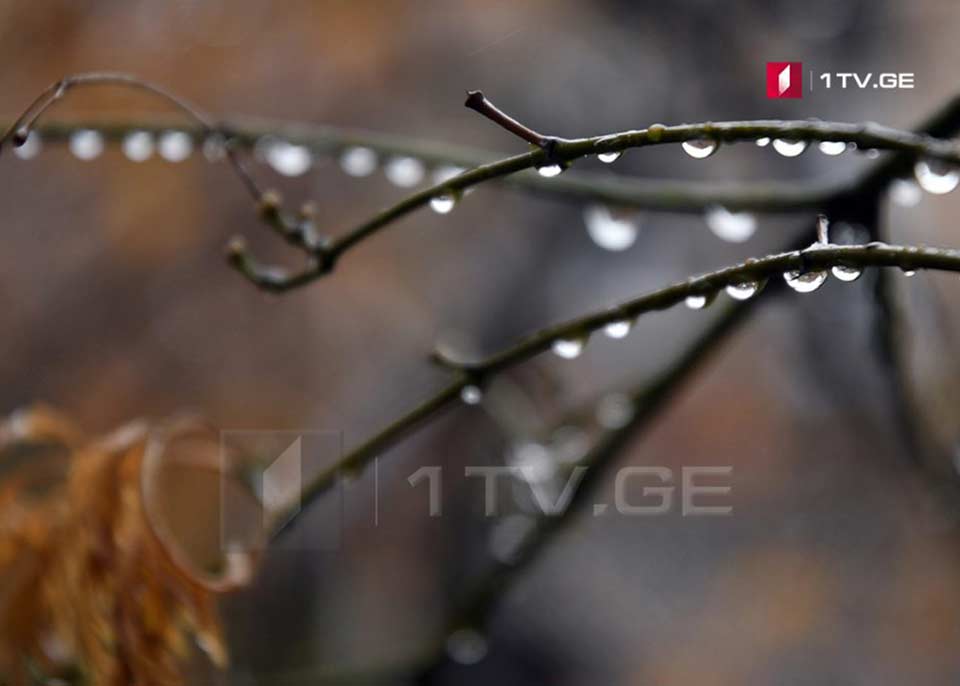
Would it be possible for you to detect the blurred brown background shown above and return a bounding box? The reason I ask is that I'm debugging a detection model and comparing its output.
[3,1,960,684]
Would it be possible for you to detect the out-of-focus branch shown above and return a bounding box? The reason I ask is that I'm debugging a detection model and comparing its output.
[0,72,267,202]
[413,298,761,683]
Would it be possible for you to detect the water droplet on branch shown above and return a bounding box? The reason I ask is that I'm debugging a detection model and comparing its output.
[158,131,193,162]
[446,629,488,665]
[725,281,760,301]
[69,130,104,160]
[266,141,312,177]
[681,139,718,159]
[339,147,377,177]
[460,385,483,405]
[508,442,556,484]
[583,205,638,251]
[705,206,757,243]
[552,337,586,359]
[12,131,41,159]
[914,160,959,195]
[202,134,228,162]
[685,292,716,310]
[429,195,456,214]
[122,131,154,162]
[536,163,564,177]
[384,156,425,187]
[595,134,622,163]
[772,139,808,157]
[784,269,828,293]
[597,150,622,163]
[890,179,922,207]
[755,137,770,147]
[603,320,632,339]
[831,265,862,282]
[596,393,635,429]
[817,141,846,156]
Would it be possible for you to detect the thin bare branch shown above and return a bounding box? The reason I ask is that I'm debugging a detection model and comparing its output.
[9,76,960,289]
[273,240,960,536]
[464,90,556,149]
[23,117,839,214]
[414,298,761,682]
[437,243,960,377]
[0,73,306,274]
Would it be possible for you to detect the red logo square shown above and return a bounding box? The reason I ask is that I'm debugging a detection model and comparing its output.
[767,62,802,98]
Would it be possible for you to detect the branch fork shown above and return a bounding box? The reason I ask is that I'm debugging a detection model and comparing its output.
[464,89,567,164]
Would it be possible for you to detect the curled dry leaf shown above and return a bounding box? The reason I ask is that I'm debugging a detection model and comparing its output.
[0,407,264,686]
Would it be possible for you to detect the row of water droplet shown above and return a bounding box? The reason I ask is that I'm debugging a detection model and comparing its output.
[581,183,950,256]
[10,129,469,212]
[579,179,934,253]
[572,213,930,365]
[541,260,884,364]
[12,129,958,234]
[564,133,957,251]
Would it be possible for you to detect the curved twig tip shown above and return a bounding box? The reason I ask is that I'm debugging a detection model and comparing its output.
[464,90,486,109]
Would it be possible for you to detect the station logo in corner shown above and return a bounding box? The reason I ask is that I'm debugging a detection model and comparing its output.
[766,62,802,99]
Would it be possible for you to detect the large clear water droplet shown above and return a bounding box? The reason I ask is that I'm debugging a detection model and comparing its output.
[536,163,564,177]
[12,130,41,159]
[603,319,632,339]
[460,385,483,405]
[266,140,312,177]
[552,337,586,359]
[784,270,828,293]
[914,160,959,195]
[831,265,862,282]
[755,137,770,147]
[583,205,638,252]
[429,195,456,215]
[69,130,104,160]
[685,292,715,310]
[772,139,808,157]
[725,281,760,301]
[818,141,846,156]
[385,156,425,187]
[158,131,193,162]
[681,139,717,159]
[339,146,377,177]
[901,268,916,277]
[705,206,757,243]
[890,179,922,207]
[122,131,154,162]
[597,150,622,163]
[446,629,488,665]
